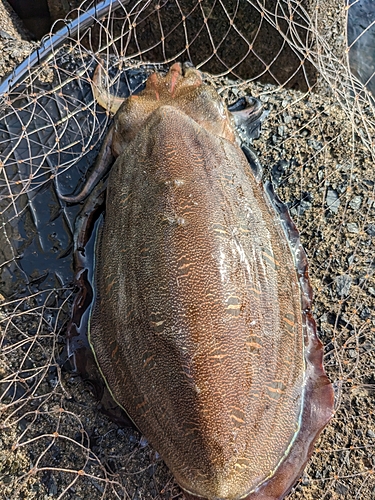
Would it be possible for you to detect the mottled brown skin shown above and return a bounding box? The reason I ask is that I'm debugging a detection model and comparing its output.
[84,64,334,500]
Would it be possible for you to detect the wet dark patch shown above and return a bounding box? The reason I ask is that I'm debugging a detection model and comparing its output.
[0,53,161,304]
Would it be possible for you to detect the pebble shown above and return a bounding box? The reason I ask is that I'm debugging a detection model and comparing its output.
[308,138,323,151]
[349,195,362,210]
[283,113,292,124]
[336,483,349,495]
[326,189,340,213]
[45,473,58,496]
[299,198,312,214]
[360,307,371,320]
[317,169,325,181]
[139,436,149,447]
[278,125,285,136]
[271,159,289,186]
[347,222,359,233]
[335,274,352,297]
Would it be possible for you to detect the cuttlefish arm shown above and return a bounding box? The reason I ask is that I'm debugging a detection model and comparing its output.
[58,122,115,204]
[58,62,121,204]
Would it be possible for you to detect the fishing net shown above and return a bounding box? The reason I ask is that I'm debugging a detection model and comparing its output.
[0,0,374,498]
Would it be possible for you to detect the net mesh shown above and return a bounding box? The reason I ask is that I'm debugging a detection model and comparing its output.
[0,0,374,498]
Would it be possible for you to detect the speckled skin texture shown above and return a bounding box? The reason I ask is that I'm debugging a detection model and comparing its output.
[88,64,334,500]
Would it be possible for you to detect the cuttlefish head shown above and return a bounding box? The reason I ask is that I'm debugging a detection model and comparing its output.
[92,62,263,157]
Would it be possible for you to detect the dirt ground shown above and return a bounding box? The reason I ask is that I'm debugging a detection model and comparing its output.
[0,1,374,500]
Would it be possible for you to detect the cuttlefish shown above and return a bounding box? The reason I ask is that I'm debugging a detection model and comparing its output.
[62,62,334,500]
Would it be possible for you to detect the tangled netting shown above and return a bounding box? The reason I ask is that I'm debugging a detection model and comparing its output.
[0,0,374,498]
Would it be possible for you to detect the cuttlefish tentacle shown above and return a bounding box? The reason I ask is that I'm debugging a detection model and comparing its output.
[91,61,125,114]
[58,124,114,203]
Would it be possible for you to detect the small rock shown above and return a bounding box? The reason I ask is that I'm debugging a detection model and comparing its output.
[300,474,310,486]
[366,224,375,237]
[362,340,373,351]
[290,206,298,217]
[293,197,312,215]
[349,195,362,210]
[360,306,371,320]
[368,287,375,296]
[308,139,323,151]
[347,254,355,266]
[347,222,359,233]
[335,274,352,297]
[271,159,289,186]
[148,464,156,477]
[278,125,285,136]
[129,434,138,443]
[336,482,349,495]
[0,30,14,39]
[299,197,312,214]
[326,189,340,213]
[43,472,58,496]
[139,436,148,447]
